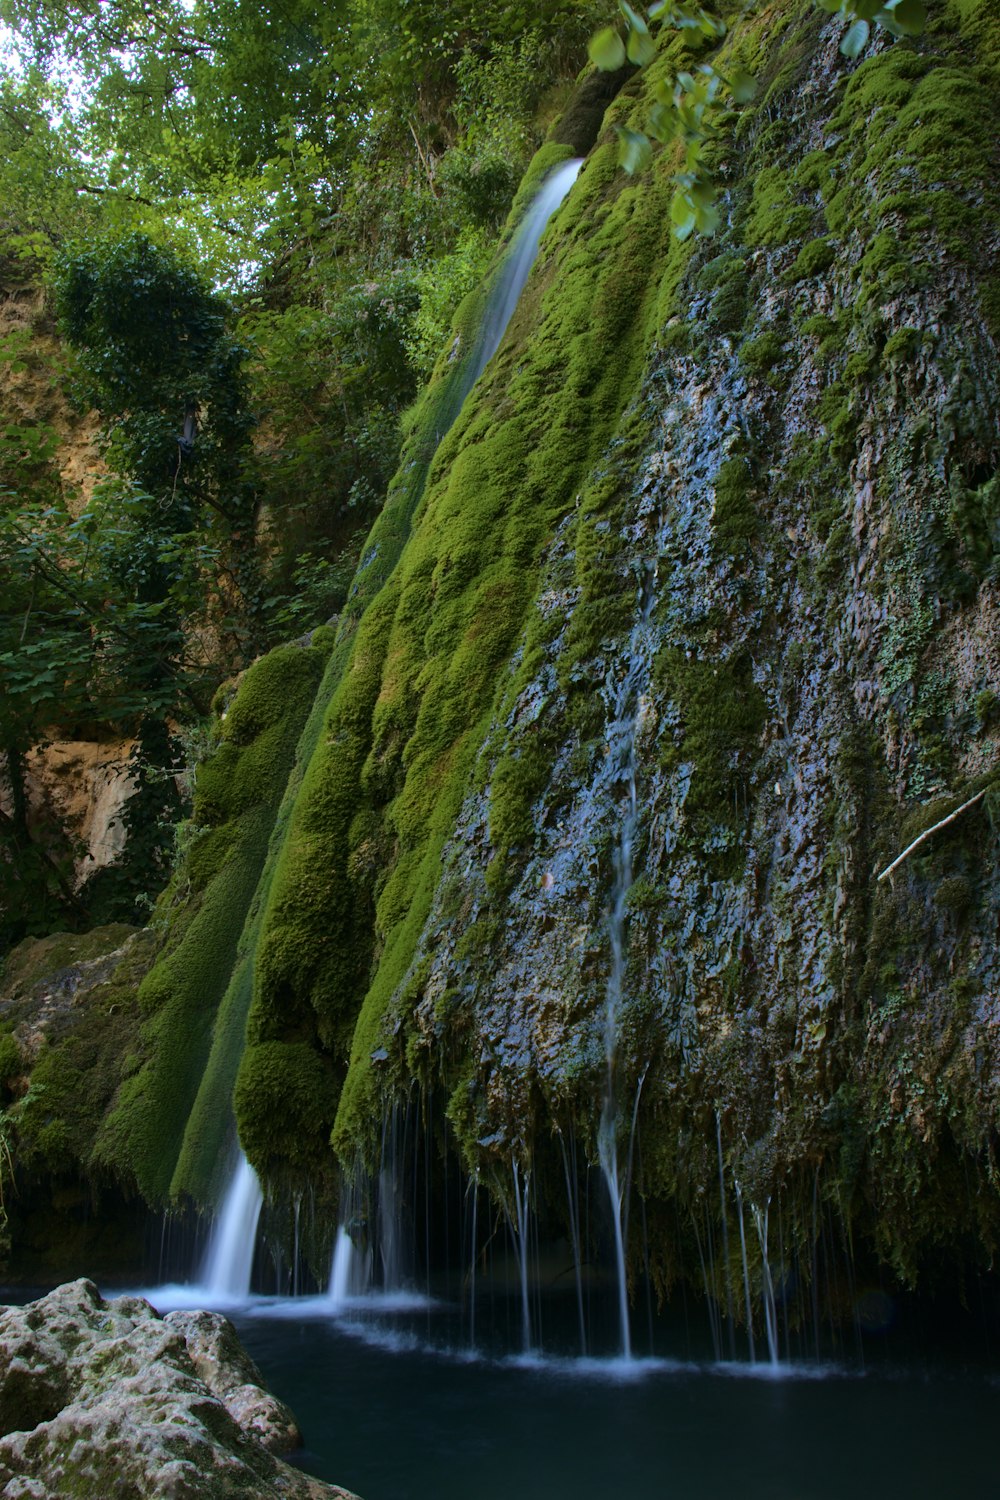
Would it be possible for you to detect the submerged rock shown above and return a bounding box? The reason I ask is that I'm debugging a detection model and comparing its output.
[0,1279,358,1499]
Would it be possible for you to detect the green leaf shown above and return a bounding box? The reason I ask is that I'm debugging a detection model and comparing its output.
[840,17,870,55]
[615,126,653,174]
[727,68,757,104]
[619,1,647,30]
[627,25,657,64]
[645,102,676,143]
[853,0,883,20]
[694,201,721,235]
[887,0,927,34]
[588,26,627,69]
[670,191,697,238]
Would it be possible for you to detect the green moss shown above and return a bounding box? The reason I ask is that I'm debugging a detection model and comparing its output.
[738,328,786,376]
[882,326,922,364]
[0,1031,21,1090]
[795,148,834,196]
[742,163,814,249]
[947,472,1000,582]
[975,689,999,728]
[800,312,846,362]
[233,1040,340,1181]
[0,925,136,994]
[11,928,157,1179]
[93,639,329,1204]
[824,43,1000,338]
[787,236,836,281]
[857,232,924,303]
[935,874,972,913]
[696,250,748,334]
[653,645,766,868]
[843,348,877,386]
[712,457,758,558]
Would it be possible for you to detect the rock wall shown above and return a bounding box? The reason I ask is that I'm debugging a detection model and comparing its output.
[0,270,103,513]
[19,739,136,886]
[224,0,1000,1289]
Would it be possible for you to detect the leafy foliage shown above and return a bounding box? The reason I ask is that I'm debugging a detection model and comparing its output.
[590,0,927,235]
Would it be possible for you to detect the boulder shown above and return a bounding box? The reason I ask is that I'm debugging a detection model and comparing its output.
[0,1280,359,1499]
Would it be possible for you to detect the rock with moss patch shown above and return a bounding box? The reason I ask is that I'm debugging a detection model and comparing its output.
[0,1280,358,1499]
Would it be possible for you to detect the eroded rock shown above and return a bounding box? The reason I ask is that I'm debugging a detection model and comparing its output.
[0,1280,359,1500]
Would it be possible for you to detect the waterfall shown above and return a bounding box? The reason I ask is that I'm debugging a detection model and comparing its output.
[324,163,583,1310]
[169,154,582,1214]
[199,1153,263,1300]
[329,1225,371,1305]
[597,566,658,1358]
[473,158,582,379]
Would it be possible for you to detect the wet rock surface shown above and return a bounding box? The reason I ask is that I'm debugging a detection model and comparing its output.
[0,1280,359,1499]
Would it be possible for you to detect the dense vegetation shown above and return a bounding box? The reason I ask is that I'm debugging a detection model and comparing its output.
[0,0,603,943]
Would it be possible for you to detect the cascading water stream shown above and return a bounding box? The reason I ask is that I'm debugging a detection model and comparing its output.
[751,1200,781,1366]
[597,565,658,1360]
[329,1226,371,1305]
[472,158,582,379]
[200,1153,263,1299]
[325,160,582,1311]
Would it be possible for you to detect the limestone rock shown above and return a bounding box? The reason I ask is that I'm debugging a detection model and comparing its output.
[164,1309,302,1453]
[0,1280,359,1500]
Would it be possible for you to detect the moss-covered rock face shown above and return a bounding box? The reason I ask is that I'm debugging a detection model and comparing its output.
[0,924,152,1274]
[235,0,1000,1295]
[86,636,330,1206]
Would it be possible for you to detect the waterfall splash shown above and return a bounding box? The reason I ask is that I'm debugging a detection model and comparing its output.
[597,563,658,1360]
[200,1153,263,1300]
[329,1225,371,1305]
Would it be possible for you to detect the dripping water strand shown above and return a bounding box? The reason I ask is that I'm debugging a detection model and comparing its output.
[598,562,658,1360]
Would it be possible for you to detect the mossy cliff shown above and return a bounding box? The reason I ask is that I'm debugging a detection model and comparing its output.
[0,636,332,1215]
[287,0,997,1295]
[9,0,1000,1312]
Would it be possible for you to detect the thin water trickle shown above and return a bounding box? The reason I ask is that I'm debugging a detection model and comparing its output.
[468,1176,479,1350]
[598,564,658,1359]
[735,1182,756,1365]
[511,1157,533,1353]
[558,1130,587,1356]
[751,1200,780,1367]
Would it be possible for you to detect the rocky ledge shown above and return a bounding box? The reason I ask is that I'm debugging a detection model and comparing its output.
[0,1279,359,1499]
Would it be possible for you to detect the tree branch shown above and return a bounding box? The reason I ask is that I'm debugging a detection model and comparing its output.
[876,788,988,883]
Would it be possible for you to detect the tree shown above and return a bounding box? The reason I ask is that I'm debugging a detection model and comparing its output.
[35,233,261,921]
